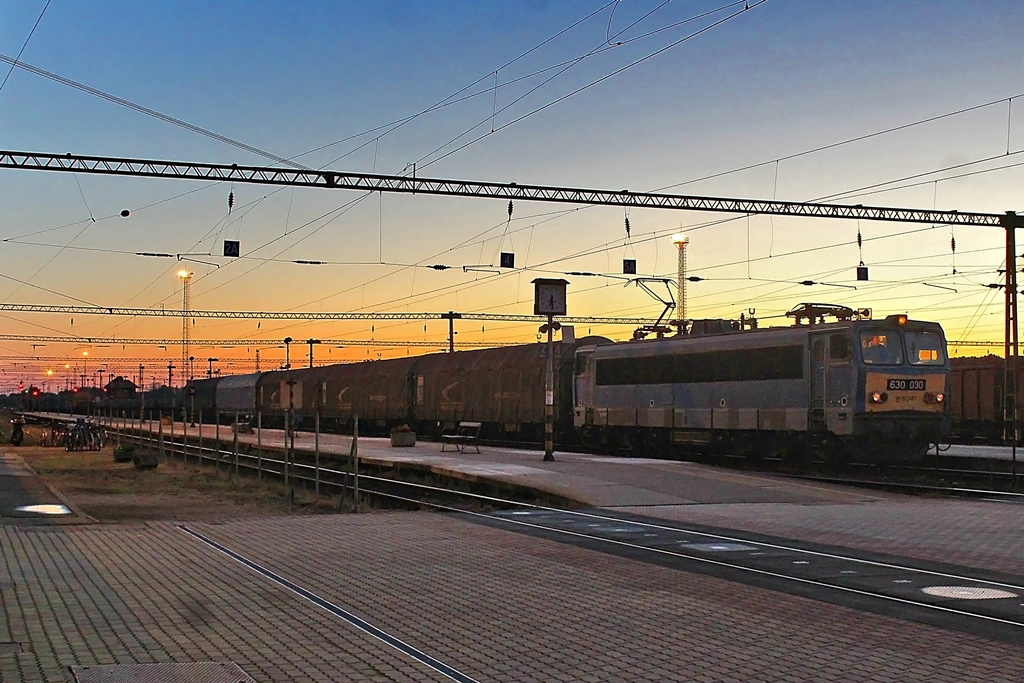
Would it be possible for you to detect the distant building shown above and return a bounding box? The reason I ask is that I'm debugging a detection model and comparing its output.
[105,376,137,400]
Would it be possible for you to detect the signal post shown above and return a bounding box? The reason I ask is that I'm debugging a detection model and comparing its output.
[533,279,568,462]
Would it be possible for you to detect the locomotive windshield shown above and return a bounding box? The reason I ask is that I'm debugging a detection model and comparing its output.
[905,330,946,365]
[858,328,946,366]
[859,331,903,365]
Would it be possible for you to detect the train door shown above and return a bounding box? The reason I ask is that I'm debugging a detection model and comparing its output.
[826,333,853,435]
[810,335,826,429]
[406,373,423,424]
[573,349,595,426]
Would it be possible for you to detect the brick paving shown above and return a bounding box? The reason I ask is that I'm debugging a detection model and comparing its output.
[611,499,1024,576]
[2,511,1023,682]
[5,424,1024,681]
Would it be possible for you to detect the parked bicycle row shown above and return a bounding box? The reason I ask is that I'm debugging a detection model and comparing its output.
[38,418,106,451]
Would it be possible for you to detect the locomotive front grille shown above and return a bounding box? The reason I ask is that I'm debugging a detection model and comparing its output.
[864,373,946,413]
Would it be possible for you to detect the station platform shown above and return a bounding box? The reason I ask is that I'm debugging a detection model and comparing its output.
[4,416,1024,681]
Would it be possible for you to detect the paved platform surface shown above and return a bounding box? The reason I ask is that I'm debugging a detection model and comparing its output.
[4,417,1024,681]
[0,453,77,523]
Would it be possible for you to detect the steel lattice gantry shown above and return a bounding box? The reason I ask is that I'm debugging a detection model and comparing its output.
[0,303,654,326]
[0,149,1018,227]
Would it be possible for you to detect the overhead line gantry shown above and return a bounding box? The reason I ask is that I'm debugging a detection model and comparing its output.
[0,303,657,326]
[0,149,1013,227]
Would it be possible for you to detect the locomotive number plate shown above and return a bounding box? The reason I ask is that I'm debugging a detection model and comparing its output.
[887,378,925,391]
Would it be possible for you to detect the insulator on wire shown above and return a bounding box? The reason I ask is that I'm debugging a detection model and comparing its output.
[857,230,862,250]
[228,191,235,211]
[951,236,956,253]
[507,200,513,219]
[625,217,631,238]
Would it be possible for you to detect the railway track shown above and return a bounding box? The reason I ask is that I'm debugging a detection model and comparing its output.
[132,428,1024,644]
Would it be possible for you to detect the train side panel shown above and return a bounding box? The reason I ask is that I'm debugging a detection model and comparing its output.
[583,327,810,433]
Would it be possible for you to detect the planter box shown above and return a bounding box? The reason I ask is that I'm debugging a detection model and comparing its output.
[133,452,159,470]
[390,431,416,447]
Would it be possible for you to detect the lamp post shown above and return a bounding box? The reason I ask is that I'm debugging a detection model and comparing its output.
[207,358,218,378]
[178,270,193,388]
[282,336,295,493]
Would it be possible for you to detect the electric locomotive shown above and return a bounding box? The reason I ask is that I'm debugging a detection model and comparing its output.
[572,303,949,462]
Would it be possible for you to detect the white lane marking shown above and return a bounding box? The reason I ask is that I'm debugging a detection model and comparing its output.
[923,586,1018,600]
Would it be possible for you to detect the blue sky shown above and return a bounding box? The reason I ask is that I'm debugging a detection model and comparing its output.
[1,1,1023,384]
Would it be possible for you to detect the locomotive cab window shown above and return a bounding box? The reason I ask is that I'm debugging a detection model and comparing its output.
[812,339,825,362]
[905,330,945,365]
[859,331,903,365]
[829,334,851,361]
[575,354,588,375]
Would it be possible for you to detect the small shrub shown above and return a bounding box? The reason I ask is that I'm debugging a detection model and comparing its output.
[113,445,136,463]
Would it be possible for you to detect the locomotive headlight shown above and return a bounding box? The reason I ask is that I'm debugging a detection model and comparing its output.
[925,392,945,404]
[870,391,888,403]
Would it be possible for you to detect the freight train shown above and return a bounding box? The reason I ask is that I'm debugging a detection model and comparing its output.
[947,354,1024,442]
[185,303,950,462]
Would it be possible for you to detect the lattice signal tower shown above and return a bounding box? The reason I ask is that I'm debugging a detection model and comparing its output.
[178,270,193,386]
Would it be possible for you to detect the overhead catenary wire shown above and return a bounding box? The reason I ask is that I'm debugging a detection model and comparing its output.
[0,0,50,94]
[4,5,1019,358]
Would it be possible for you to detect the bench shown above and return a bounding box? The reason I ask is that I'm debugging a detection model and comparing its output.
[440,421,482,453]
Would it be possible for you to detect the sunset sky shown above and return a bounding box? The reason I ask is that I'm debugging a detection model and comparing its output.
[2,1,1023,389]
